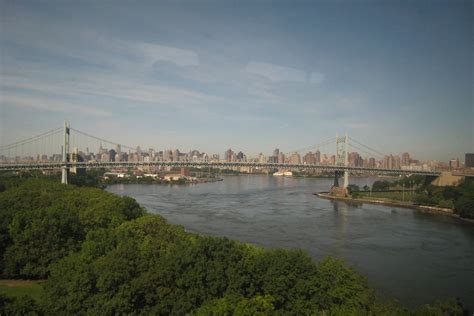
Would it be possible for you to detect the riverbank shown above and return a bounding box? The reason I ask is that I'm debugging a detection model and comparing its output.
[315,192,474,223]
[104,176,223,185]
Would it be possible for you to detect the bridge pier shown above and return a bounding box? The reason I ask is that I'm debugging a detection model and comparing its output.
[343,170,348,189]
[61,121,70,184]
[336,132,349,188]
[334,170,341,187]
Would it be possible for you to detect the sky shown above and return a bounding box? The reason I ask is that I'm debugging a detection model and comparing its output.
[0,0,472,162]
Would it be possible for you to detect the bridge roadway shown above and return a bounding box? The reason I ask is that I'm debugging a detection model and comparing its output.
[0,161,441,176]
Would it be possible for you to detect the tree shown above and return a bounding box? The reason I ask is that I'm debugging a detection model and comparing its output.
[347,184,360,194]
[3,206,84,278]
[454,194,474,219]
[372,181,390,191]
[192,294,275,315]
[0,294,43,316]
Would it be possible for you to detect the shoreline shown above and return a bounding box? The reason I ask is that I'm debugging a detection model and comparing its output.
[103,177,223,186]
[315,192,474,224]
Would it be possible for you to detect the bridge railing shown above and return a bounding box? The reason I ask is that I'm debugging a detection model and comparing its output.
[0,160,441,176]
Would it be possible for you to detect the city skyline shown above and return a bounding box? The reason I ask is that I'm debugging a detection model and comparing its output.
[2,134,464,172]
[1,1,472,162]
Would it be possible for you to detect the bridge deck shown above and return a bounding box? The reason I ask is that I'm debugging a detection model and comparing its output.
[0,161,441,176]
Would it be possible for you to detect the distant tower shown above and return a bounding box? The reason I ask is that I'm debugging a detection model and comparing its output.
[336,132,349,188]
[61,121,70,184]
[116,144,122,161]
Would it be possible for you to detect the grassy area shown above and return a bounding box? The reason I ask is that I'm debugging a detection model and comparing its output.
[356,191,416,203]
[0,280,44,300]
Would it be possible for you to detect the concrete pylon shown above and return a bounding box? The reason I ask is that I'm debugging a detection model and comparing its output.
[61,121,70,184]
[335,132,349,188]
[343,132,349,188]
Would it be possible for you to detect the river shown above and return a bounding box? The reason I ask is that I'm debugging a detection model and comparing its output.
[106,175,474,309]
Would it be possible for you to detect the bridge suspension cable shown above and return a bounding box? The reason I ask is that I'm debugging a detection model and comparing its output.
[348,137,386,158]
[0,127,62,151]
[69,128,136,151]
[348,142,385,160]
[284,137,336,155]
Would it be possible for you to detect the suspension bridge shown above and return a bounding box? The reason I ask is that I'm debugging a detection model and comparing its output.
[0,121,441,185]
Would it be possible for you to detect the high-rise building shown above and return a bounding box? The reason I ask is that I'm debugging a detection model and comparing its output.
[401,152,410,166]
[288,153,301,164]
[465,153,474,168]
[164,150,172,161]
[225,149,233,162]
[115,145,121,161]
[382,155,401,169]
[172,149,180,161]
[384,155,395,169]
[273,148,279,157]
[314,150,320,164]
[278,152,285,164]
[393,155,401,169]
[348,152,363,167]
[321,154,328,164]
[149,148,155,158]
[303,152,317,164]
[122,152,128,162]
[108,149,116,162]
[449,158,460,169]
[369,157,376,168]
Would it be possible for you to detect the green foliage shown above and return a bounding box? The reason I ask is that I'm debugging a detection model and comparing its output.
[351,191,362,199]
[347,184,360,194]
[192,294,275,315]
[413,298,464,316]
[42,224,379,315]
[454,195,474,219]
[411,181,474,218]
[0,293,43,316]
[413,192,435,206]
[453,181,474,219]
[437,199,454,209]
[313,257,372,310]
[3,206,84,278]
[68,169,105,187]
[372,181,391,191]
[0,178,145,279]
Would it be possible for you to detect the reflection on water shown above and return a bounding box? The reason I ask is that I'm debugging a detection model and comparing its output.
[107,175,474,309]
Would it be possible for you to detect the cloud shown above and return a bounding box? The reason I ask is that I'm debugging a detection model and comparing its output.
[1,72,224,112]
[137,43,200,67]
[0,93,112,117]
[333,95,369,110]
[246,61,304,82]
[245,61,324,84]
[309,72,325,84]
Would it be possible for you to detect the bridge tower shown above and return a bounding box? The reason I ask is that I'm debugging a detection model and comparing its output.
[336,132,349,188]
[61,121,70,184]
